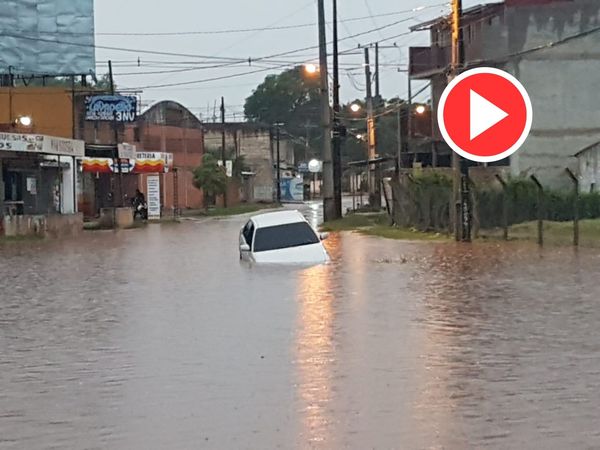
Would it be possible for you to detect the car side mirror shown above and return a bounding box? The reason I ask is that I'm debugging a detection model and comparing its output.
[240,243,250,252]
[320,232,329,241]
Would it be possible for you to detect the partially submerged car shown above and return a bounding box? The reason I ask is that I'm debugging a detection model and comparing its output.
[239,210,329,264]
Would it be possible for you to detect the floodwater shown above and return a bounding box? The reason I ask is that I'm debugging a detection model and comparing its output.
[2,204,600,449]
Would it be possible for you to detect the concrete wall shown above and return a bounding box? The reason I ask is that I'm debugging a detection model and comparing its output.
[204,126,278,202]
[0,87,73,137]
[501,2,600,188]
[3,213,83,238]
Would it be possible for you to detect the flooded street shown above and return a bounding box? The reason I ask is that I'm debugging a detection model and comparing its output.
[2,205,600,449]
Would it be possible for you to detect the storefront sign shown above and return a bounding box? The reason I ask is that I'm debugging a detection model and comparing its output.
[85,95,138,122]
[0,133,84,157]
[118,143,137,159]
[147,175,161,219]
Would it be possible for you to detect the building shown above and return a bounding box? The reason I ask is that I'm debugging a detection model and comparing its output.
[203,123,295,203]
[575,141,600,193]
[409,0,600,188]
[126,101,204,213]
[0,87,87,236]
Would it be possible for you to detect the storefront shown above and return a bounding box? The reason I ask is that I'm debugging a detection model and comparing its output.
[0,132,85,236]
[79,152,174,218]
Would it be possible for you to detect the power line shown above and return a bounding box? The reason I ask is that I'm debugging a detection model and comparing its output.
[95,6,442,37]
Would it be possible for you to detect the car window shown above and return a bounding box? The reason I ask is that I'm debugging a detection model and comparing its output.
[253,222,319,253]
[242,221,255,247]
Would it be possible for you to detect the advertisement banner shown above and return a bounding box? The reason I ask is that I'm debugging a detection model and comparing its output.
[85,95,138,122]
[147,175,161,220]
[280,177,304,203]
[0,133,84,157]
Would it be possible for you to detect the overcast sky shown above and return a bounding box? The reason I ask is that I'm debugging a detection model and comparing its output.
[94,0,492,120]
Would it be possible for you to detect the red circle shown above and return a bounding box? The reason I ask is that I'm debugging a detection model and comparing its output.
[443,72,528,159]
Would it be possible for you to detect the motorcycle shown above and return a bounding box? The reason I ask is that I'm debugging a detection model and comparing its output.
[132,198,148,220]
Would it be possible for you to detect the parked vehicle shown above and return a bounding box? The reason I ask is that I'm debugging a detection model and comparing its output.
[132,197,148,220]
[239,210,329,264]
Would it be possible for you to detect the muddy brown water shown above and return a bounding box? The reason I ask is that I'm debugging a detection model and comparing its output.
[1,209,600,449]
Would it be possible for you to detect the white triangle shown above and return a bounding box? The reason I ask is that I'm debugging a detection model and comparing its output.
[470,89,509,141]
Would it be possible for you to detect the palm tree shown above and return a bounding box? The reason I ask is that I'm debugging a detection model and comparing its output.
[193,154,228,210]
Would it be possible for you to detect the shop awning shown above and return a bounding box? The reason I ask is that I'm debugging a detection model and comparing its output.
[81,151,174,174]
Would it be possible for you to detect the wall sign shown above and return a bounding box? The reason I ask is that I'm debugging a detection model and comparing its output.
[147,175,161,220]
[0,133,84,157]
[85,95,138,122]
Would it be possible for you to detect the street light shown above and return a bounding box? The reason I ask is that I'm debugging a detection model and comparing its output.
[415,105,426,115]
[356,134,363,140]
[304,63,318,75]
[16,115,32,127]
[350,103,361,113]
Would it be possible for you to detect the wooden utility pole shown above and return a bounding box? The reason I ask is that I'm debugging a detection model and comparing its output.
[364,48,380,209]
[108,60,123,208]
[450,0,471,242]
[221,96,227,208]
[331,0,342,219]
[375,42,380,99]
[317,0,335,221]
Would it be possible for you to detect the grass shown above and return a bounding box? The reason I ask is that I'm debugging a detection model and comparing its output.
[201,203,280,217]
[321,213,448,242]
[479,219,600,246]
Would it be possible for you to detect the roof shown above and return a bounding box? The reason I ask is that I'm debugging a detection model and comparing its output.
[410,3,504,32]
[138,100,202,128]
[251,210,306,228]
[574,141,600,157]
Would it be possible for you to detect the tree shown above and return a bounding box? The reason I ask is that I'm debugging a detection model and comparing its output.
[244,66,322,160]
[193,154,228,210]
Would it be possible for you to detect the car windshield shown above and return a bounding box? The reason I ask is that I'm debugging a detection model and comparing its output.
[253,221,320,253]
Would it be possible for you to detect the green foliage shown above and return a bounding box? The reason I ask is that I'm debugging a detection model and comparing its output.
[193,154,228,208]
[244,66,321,158]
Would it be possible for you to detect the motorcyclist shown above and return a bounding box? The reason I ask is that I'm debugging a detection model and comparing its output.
[132,189,147,219]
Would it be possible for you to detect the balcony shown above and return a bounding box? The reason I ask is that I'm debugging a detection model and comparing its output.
[409,46,451,80]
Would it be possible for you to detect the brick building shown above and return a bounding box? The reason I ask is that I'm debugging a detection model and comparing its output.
[126,101,204,213]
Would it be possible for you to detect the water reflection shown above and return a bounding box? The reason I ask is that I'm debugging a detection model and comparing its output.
[295,260,336,448]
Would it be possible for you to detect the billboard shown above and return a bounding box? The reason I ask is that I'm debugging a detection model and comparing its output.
[0,0,95,76]
[85,95,138,122]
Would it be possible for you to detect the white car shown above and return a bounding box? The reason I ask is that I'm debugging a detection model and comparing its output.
[239,210,330,264]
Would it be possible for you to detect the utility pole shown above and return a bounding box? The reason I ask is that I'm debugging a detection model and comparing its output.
[331,0,342,219]
[364,47,380,209]
[221,96,227,208]
[375,42,380,99]
[317,0,335,221]
[397,100,402,173]
[275,123,282,204]
[450,0,471,242]
[108,60,123,208]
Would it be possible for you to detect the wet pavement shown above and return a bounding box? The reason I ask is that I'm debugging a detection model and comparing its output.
[2,203,600,449]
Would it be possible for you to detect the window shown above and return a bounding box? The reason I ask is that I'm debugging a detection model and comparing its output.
[242,221,255,247]
[253,222,319,253]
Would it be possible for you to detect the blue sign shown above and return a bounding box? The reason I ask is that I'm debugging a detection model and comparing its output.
[298,162,309,173]
[280,178,304,203]
[85,95,138,122]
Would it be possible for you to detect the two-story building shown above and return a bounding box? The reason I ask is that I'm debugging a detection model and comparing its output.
[409,0,600,188]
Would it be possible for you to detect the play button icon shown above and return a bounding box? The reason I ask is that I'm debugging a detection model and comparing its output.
[438,67,533,163]
[470,90,509,140]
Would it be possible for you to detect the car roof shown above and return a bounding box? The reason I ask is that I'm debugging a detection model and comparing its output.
[251,210,307,228]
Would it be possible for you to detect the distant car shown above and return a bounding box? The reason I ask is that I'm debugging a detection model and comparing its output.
[239,210,330,264]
